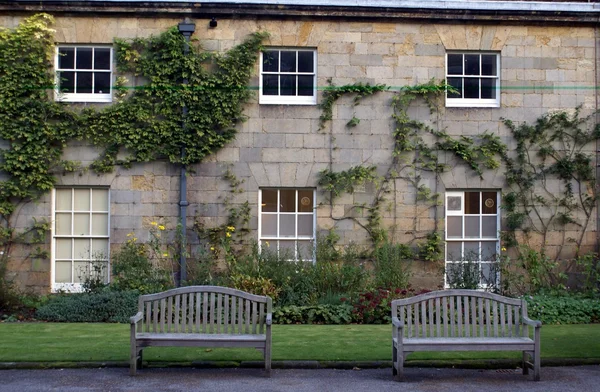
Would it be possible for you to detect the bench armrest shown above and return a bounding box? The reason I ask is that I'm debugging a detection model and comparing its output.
[522,317,542,328]
[266,313,272,326]
[130,312,143,325]
[392,317,403,328]
[392,317,404,341]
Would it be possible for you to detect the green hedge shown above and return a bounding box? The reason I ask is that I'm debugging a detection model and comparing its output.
[525,294,600,325]
[273,304,353,325]
[36,290,138,323]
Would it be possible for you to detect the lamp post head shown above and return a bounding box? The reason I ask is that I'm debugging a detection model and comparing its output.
[209,17,218,28]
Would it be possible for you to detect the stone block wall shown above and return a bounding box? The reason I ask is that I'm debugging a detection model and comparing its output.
[0,14,597,293]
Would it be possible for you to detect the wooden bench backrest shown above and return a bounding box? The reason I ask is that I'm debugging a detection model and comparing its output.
[391,290,529,339]
[137,286,272,335]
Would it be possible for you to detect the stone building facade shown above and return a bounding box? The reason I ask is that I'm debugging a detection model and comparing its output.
[1,0,599,293]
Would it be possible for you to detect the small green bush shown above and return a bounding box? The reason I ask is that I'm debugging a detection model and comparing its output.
[35,290,138,323]
[273,304,353,325]
[373,242,412,290]
[525,293,600,324]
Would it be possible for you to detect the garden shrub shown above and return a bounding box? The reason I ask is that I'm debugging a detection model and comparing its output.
[36,289,138,323]
[373,242,412,290]
[349,287,430,324]
[273,304,353,325]
[525,293,600,324]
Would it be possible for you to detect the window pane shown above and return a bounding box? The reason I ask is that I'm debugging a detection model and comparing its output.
[280,189,295,212]
[58,47,75,69]
[262,50,279,72]
[482,216,497,238]
[481,55,497,76]
[76,48,93,69]
[55,261,72,283]
[447,54,463,75]
[280,74,296,96]
[465,216,480,238]
[74,189,90,211]
[298,75,314,97]
[480,262,497,285]
[76,72,93,94]
[55,213,72,235]
[447,216,462,238]
[481,242,497,261]
[73,261,89,283]
[73,213,90,235]
[56,189,72,211]
[464,54,480,75]
[447,196,462,212]
[261,214,277,236]
[92,189,109,211]
[447,77,462,99]
[94,72,110,94]
[446,242,462,261]
[278,240,296,259]
[481,78,495,99]
[280,51,296,72]
[94,48,111,70]
[297,51,314,73]
[464,78,479,99]
[279,214,296,237]
[261,189,277,212]
[262,75,278,96]
[58,71,75,93]
[297,215,313,237]
[297,190,313,212]
[463,241,479,261]
[92,239,109,259]
[74,238,90,259]
[92,213,108,236]
[482,192,497,214]
[464,192,480,214]
[55,238,72,259]
[296,240,312,260]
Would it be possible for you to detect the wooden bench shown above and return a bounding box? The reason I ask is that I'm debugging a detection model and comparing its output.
[391,289,541,381]
[130,286,272,376]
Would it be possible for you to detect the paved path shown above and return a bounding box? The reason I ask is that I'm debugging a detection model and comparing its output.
[1,366,599,392]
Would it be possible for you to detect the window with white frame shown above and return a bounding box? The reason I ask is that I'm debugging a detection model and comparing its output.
[446,52,500,108]
[52,188,110,292]
[260,48,317,105]
[55,46,113,102]
[259,188,316,261]
[445,191,500,289]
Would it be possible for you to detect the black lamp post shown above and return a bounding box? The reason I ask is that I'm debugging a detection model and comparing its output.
[177,18,195,286]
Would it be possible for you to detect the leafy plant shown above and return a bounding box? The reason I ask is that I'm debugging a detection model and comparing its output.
[273,304,353,325]
[373,242,412,290]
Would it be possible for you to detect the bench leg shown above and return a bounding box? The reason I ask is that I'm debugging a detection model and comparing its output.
[392,344,397,377]
[130,344,138,376]
[137,349,143,370]
[394,349,404,382]
[264,345,272,377]
[522,351,529,375]
[533,347,541,381]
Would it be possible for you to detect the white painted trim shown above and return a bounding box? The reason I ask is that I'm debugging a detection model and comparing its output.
[259,48,317,105]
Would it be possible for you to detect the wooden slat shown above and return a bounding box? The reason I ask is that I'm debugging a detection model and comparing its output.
[493,301,499,337]
[153,300,159,333]
[507,305,513,337]
[217,293,223,334]
[195,293,201,333]
[485,299,491,337]
[442,297,448,337]
[464,296,470,337]
[407,304,413,338]
[230,296,237,334]
[202,292,208,333]
[245,298,251,334]
[252,301,258,334]
[478,298,484,337]
[514,306,520,336]
[210,292,216,333]
[435,298,441,337]
[421,301,427,337]
[175,295,181,333]
[259,302,265,334]
[457,296,463,337]
[145,301,151,333]
[428,299,434,337]
[181,293,187,333]
[449,296,455,337]
[160,299,166,333]
[471,297,477,337]
[188,293,194,333]
[167,296,173,333]
[237,297,244,334]
[500,303,506,337]
[414,303,419,338]
[224,295,230,334]
[399,305,406,338]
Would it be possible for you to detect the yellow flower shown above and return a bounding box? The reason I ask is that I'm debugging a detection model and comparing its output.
[126,233,132,237]
[158,225,165,231]
[162,253,169,257]
[133,237,137,242]
[227,226,235,232]
[210,247,215,251]
[226,232,232,238]
[150,221,157,226]
[265,241,270,247]
[501,247,507,252]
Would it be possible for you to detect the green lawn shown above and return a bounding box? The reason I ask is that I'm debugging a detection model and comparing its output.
[0,323,598,363]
